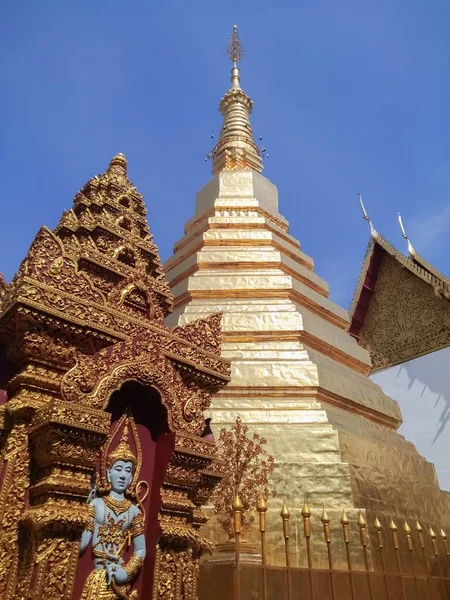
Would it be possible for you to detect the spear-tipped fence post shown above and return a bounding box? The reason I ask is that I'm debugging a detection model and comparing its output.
[301,500,314,600]
[321,508,337,600]
[390,518,406,600]
[358,511,373,600]
[441,529,450,573]
[233,494,242,600]
[280,502,292,600]
[416,521,436,600]
[404,520,420,598]
[257,496,268,600]
[375,517,391,600]
[430,527,448,600]
[341,510,355,600]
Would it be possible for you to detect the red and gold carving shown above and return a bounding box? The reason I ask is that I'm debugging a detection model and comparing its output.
[0,154,230,599]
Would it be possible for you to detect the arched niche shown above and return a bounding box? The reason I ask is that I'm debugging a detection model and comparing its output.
[121,285,155,320]
[115,246,136,268]
[117,215,132,232]
[73,381,175,600]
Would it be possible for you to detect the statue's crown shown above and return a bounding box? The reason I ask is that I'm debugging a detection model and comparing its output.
[106,423,137,469]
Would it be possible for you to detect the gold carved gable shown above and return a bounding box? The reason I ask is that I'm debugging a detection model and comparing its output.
[358,253,450,370]
[3,226,106,310]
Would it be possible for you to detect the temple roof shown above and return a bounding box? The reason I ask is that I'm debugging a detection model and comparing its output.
[349,211,450,372]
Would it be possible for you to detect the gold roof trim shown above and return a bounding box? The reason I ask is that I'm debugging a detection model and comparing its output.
[350,221,450,321]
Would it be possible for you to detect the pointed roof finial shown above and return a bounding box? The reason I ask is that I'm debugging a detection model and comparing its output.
[359,193,379,240]
[227,25,244,67]
[398,213,417,257]
[108,152,128,177]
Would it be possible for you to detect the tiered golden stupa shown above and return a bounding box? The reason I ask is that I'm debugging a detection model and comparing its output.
[164,26,450,557]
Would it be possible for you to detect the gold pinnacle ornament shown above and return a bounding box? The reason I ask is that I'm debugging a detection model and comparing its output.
[227,25,244,65]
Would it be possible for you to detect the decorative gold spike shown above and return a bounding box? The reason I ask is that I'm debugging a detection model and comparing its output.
[301,499,312,540]
[374,517,382,531]
[257,496,267,512]
[390,518,399,549]
[321,508,330,524]
[403,520,413,552]
[301,499,311,517]
[440,528,450,558]
[257,496,267,535]
[357,510,367,528]
[321,508,331,545]
[429,527,438,557]
[341,510,350,544]
[416,521,425,550]
[340,510,350,525]
[280,501,290,540]
[280,502,290,519]
[357,510,368,549]
[233,494,243,510]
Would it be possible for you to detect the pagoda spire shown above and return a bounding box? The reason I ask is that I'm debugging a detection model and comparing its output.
[211,26,263,175]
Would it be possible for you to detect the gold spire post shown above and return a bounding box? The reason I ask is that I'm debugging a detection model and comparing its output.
[257,497,268,600]
[301,500,314,600]
[440,529,450,567]
[280,502,292,600]
[389,518,407,600]
[374,517,391,600]
[417,521,435,600]
[357,511,374,600]
[321,509,337,600]
[403,521,421,598]
[211,26,263,175]
[429,527,448,594]
[340,510,356,600]
[233,494,243,600]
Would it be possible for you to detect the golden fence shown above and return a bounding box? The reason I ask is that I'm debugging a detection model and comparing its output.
[200,496,450,600]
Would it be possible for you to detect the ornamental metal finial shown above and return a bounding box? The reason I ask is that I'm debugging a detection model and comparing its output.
[227,25,244,65]
[398,212,417,257]
[359,193,379,240]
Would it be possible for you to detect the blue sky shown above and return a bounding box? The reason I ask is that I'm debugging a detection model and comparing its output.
[2,0,450,308]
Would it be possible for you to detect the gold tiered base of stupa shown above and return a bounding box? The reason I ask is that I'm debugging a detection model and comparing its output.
[165,169,450,563]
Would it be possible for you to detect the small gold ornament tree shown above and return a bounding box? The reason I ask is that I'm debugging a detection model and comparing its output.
[213,416,276,538]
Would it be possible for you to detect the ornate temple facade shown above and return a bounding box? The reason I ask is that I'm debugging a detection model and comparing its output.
[2,25,450,599]
[163,30,450,558]
[350,213,450,492]
[0,154,230,599]
[350,213,450,371]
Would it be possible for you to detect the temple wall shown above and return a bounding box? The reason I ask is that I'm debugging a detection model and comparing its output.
[370,347,450,492]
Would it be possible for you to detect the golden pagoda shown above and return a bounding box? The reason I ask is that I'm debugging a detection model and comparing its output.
[164,26,450,559]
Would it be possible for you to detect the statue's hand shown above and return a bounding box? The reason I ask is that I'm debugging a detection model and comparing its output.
[106,563,128,585]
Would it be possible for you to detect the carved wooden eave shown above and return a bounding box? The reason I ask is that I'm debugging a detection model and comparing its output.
[349,231,450,372]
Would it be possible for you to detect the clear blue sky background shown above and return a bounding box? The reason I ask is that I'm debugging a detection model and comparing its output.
[2,1,450,308]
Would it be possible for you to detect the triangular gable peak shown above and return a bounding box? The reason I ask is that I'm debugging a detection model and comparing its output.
[350,229,450,372]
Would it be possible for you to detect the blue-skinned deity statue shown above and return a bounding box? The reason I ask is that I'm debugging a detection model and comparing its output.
[79,419,147,600]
